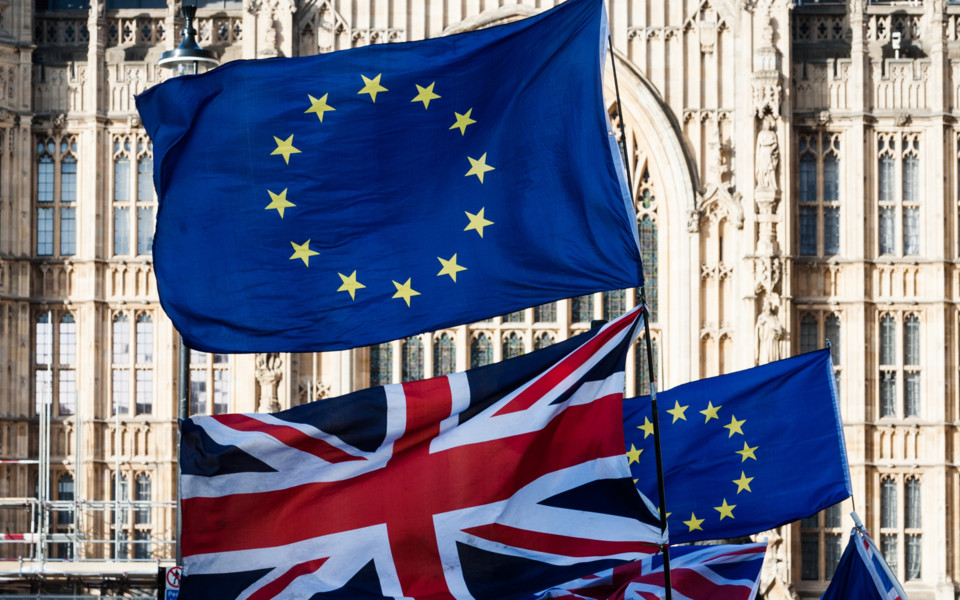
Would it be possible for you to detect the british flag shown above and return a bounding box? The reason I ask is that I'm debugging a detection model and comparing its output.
[528,542,767,600]
[178,307,663,599]
[821,520,906,600]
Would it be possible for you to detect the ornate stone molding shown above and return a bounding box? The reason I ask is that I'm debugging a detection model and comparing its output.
[255,352,283,413]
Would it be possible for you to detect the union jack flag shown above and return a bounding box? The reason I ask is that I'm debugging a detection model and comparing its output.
[821,519,906,600]
[528,542,767,600]
[179,307,662,599]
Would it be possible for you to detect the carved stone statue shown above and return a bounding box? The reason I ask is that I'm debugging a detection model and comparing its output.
[755,115,779,190]
[255,352,283,412]
[755,296,784,365]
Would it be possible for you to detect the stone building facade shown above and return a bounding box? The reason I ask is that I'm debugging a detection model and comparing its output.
[0,0,955,597]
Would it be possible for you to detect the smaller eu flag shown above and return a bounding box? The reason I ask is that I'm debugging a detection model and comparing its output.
[821,520,906,600]
[624,349,852,543]
[135,0,642,353]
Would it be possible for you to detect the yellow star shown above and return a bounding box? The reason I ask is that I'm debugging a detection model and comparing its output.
[271,135,301,164]
[724,415,746,437]
[450,108,476,135]
[336,270,365,300]
[265,188,295,218]
[464,208,493,238]
[625,444,643,464]
[715,498,736,520]
[736,441,758,462]
[666,400,688,423]
[358,73,388,102]
[699,401,722,423]
[638,416,655,439]
[411,82,440,109]
[437,254,467,282]
[289,240,318,267]
[683,512,705,532]
[465,153,495,183]
[733,471,754,494]
[392,278,420,307]
[305,93,335,121]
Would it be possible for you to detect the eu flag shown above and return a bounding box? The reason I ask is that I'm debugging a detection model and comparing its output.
[135,0,641,353]
[624,349,852,543]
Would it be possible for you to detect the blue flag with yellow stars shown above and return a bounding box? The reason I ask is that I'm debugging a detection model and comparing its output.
[624,349,852,543]
[134,0,641,353]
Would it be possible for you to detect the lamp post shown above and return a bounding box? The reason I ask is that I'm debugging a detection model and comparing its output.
[158,5,218,566]
[159,4,219,77]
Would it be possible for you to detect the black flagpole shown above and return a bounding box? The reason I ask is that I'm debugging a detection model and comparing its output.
[608,37,673,600]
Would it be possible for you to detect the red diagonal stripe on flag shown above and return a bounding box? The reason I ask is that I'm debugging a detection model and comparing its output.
[463,523,659,559]
[212,414,364,464]
[247,557,329,600]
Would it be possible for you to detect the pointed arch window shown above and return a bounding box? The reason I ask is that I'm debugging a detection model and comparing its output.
[36,137,78,257]
[877,133,921,256]
[602,290,626,320]
[189,351,231,415]
[534,332,554,350]
[35,311,77,416]
[570,295,593,324]
[401,336,423,382]
[502,332,524,359]
[433,333,456,377]
[369,342,393,387]
[534,302,556,324]
[637,215,658,321]
[470,334,492,368]
[113,136,156,256]
[111,311,155,416]
[797,132,841,257]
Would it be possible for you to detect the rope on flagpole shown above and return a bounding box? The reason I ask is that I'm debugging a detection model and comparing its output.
[609,34,673,600]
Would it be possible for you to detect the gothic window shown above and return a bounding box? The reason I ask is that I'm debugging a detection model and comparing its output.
[433,333,456,377]
[634,337,659,397]
[502,332,524,359]
[502,310,525,323]
[637,215,658,321]
[800,501,845,582]
[111,312,154,416]
[470,334,492,368]
[905,476,921,580]
[57,473,74,526]
[35,137,79,257]
[369,342,392,386]
[534,302,556,324]
[35,311,77,416]
[602,290,626,320]
[878,312,921,419]
[903,314,920,417]
[877,133,921,257]
[134,473,151,525]
[798,310,842,398]
[189,351,231,415]
[534,332,554,350]
[401,336,423,382]
[880,474,921,582]
[800,313,819,353]
[112,474,129,559]
[797,132,841,257]
[112,136,156,257]
[570,295,594,324]
[879,314,896,418]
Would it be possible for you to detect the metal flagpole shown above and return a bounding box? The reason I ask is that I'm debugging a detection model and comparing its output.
[608,36,673,600]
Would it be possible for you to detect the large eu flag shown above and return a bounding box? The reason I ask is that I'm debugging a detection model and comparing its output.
[624,349,852,543]
[135,0,641,353]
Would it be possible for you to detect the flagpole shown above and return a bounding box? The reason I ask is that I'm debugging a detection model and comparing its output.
[608,35,673,600]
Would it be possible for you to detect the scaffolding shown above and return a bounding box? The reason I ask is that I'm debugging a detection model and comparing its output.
[0,335,177,596]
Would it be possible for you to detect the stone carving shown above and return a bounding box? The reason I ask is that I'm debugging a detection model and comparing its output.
[755,115,779,191]
[755,294,784,365]
[255,352,283,412]
[754,528,799,600]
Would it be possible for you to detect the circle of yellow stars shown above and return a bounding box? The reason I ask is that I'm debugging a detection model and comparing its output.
[264,74,497,308]
[626,399,759,535]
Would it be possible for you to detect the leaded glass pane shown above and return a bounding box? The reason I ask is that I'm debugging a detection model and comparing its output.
[801,533,819,580]
[825,533,843,580]
[114,157,130,202]
[502,310,524,323]
[903,207,919,255]
[35,370,51,416]
[189,369,206,415]
[823,153,839,202]
[112,315,129,363]
[880,315,896,365]
[879,207,895,255]
[801,515,819,529]
[61,156,76,203]
[800,206,817,256]
[905,477,921,528]
[36,313,53,366]
[134,530,151,559]
[825,503,843,528]
[881,478,897,528]
[135,474,150,524]
[58,371,76,416]
[904,372,919,417]
[905,534,921,580]
[470,334,492,368]
[137,155,153,202]
[879,155,895,203]
[534,332,554,350]
[38,155,54,203]
[136,314,153,364]
[502,332,524,359]
[824,207,839,255]
[369,343,392,386]
[825,314,840,365]
[433,334,456,377]
[135,369,152,415]
[113,207,130,255]
[213,369,229,414]
[799,153,817,203]
[638,216,658,322]
[57,474,74,525]
[903,315,920,365]
[881,534,898,575]
[903,155,919,204]
[534,302,556,323]
[112,369,129,415]
[800,314,818,353]
[401,337,423,382]
[37,207,53,255]
[880,372,896,418]
[60,206,76,255]
[602,290,626,320]
[137,206,154,255]
[571,295,593,324]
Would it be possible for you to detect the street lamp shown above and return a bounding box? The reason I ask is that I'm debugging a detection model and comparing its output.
[159,4,219,77]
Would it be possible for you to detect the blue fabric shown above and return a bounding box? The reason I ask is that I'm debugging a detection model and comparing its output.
[135,0,641,353]
[821,527,906,600]
[625,349,852,543]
